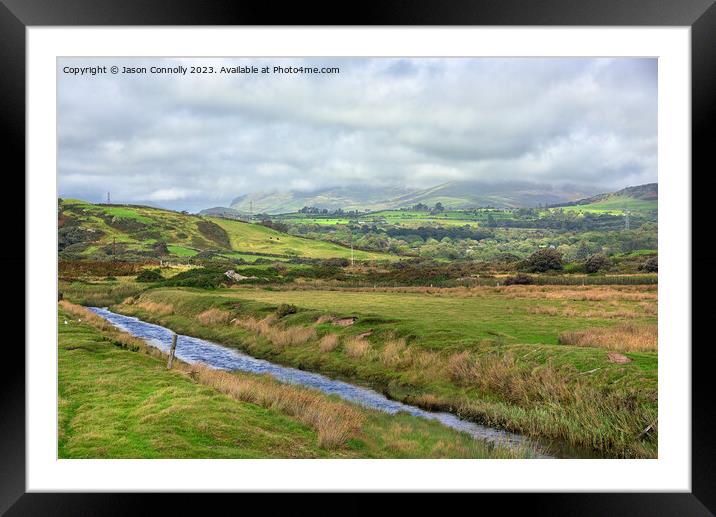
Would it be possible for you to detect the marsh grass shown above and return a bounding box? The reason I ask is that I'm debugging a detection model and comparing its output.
[196,308,232,325]
[344,336,371,358]
[558,323,658,352]
[318,333,339,353]
[135,300,174,316]
[233,316,316,348]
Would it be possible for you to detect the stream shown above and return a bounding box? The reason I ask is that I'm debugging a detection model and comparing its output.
[89,307,557,458]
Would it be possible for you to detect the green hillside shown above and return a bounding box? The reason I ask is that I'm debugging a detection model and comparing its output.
[58,199,392,261]
[555,184,657,215]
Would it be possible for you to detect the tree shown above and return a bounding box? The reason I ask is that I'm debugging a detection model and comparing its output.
[522,248,563,272]
[433,202,444,213]
[584,253,610,273]
[487,214,497,228]
[574,242,591,261]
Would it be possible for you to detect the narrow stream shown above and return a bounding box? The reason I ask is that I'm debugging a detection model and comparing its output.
[89,307,555,458]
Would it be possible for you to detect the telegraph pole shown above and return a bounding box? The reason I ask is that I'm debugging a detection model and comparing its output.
[107,192,111,204]
[624,208,630,231]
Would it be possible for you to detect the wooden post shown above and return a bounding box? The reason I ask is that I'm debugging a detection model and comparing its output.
[167,334,178,369]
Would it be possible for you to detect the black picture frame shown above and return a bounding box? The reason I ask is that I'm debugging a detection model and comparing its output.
[2,0,710,513]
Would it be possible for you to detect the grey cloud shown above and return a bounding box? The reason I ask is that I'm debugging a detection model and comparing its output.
[58,57,657,211]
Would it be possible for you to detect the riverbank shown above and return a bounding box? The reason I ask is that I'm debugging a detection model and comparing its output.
[58,301,529,459]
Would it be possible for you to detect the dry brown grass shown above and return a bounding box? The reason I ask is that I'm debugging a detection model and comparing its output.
[318,333,339,353]
[233,316,316,348]
[344,336,371,358]
[187,364,363,449]
[528,305,644,319]
[315,314,335,325]
[134,300,174,316]
[196,308,232,325]
[381,337,408,367]
[558,323,658,352]
[502,285,657,302]
[448,351,574,405]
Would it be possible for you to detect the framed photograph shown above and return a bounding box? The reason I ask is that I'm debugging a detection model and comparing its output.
[4,0,711,512]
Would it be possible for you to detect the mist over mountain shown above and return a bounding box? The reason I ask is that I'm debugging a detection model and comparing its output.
[199,181,607,215]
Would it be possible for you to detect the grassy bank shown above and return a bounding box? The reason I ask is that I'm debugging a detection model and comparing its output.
[58,302,525,459]
[110,285,658,458]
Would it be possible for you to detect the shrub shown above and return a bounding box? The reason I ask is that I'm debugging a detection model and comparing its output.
[640,256,658,273]
[159,267,226,289]
[503,273,534,285]
[522,248,563,272]
[584,253,611,273]
[276,303,298,318]
[136,269,163,282]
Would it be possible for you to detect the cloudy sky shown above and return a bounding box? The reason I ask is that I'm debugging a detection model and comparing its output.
[58,57,657,212]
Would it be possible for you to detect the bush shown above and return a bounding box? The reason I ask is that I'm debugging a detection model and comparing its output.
[136,269,163,282]
[522,248,563,272]
[159,267,227,289]
[584,253,611,274]
[640,256,658,273]
[503,273,534,285]
[276,303,298,318]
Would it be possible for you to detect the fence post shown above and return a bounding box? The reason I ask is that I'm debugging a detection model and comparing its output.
[167,334,178,369]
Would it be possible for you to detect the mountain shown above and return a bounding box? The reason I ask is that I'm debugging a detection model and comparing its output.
[213,181,602,215]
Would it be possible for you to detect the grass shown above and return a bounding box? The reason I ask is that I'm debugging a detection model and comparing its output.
[558,323,658,352]
[167,245,199,257]
[59,278,147,306]
[560,196,658,214]
[58,302,528,458]
[208,216,394,261]
[110,284,658,457]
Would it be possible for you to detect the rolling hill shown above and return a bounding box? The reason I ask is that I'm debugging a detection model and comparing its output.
[208,181,601,215]
[58,199,392,261]
[552,183,658,213]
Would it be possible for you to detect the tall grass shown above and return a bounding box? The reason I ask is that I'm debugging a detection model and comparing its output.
[558,323,658,352]
[196,308,232,325]
[233,316,316,348]
[318,333,339,353]
[446,349,657,456]
[188,364,363,448]
[135,300,174,316]
[344,336,371,358]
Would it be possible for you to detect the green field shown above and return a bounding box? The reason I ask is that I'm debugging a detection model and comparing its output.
[560,196,658,215]
[58,304,525,459]
[207,217,392,260]
[111,284,658,457]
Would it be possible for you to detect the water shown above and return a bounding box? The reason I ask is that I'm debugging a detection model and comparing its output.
[89,307,554,458]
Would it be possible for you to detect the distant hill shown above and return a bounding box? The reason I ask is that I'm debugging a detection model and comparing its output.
[199,206,246,218]
[551,183,658,213]
[218,181,601,215]
[58,199,391,261]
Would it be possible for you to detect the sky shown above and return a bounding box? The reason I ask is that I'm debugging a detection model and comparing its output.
[58,57,657,212]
